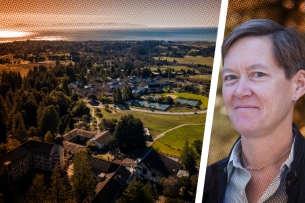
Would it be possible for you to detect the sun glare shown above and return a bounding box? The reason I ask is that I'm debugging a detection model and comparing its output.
[0,31,32,38]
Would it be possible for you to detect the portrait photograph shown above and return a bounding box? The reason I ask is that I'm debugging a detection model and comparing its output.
[202,0,305,202]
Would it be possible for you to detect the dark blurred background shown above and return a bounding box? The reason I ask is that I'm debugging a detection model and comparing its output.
[207,0,305,165]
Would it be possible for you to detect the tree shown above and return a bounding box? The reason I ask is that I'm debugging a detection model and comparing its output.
[98,118,117,131]
[192,140,202,155]
[104,104,110,112]
[72,100,90,117]
[114,114,146,152]
[163,176,180,198]
[44,131,55,143]
[0,95,7,142]
[50,90,71,116]
[71,151,95,203]
[6,136,21,151]
[190,174,198,193]
[25,174,49,203]
[87,93,98,102]
[180,141,196,171]
[113,87,122,104]
[37,105,60,137]
[49,167,71,203]
[12,112,27,142]
[143,181,157,201]
[27,127,38,137]
[119,178,153,203]
[122,86,133,101]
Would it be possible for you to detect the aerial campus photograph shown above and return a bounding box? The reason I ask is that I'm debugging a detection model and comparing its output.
[0,0,221,202]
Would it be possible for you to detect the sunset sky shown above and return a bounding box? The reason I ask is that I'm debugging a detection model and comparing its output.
[0,0,221,32]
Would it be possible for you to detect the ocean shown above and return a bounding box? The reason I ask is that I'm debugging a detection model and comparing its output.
[28,27,217,42]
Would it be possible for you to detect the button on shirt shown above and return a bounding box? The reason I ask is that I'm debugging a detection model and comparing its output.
[224,139,295,203]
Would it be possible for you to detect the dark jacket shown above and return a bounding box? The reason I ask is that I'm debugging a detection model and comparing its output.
[203,124,305,203]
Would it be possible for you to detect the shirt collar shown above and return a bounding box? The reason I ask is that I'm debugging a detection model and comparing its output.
[226,137,295,183]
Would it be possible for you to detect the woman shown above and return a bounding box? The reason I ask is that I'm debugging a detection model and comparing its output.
[203,19,305,203]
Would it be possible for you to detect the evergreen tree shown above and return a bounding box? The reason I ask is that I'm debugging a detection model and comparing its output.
[37,105,60,137]
[12,112,27,142]
[180,141,196,171]
[0,95,8,142]
[25,174,49,203]
[143,181,157,201]
[49,167,71,203]
[71,151,95,203]
[114,114,146,152]
[115,87,122,104]
[122,86,133,101]
[120,178,153,203]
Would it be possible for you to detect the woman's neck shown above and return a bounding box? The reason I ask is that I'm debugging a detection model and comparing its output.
[240,123,294,169]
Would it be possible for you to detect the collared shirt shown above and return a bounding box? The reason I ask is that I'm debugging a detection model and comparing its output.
[224,139,295,203]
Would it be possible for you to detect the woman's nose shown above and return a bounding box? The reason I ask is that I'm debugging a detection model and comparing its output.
[233,78,253,98]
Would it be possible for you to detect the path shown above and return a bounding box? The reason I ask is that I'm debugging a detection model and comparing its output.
[84,99,207,115]
[89,106,101,132]
[147,123,203,146]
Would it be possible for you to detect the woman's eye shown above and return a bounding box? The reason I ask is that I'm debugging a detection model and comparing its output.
[224,75,237,81]
[254,72,265,77]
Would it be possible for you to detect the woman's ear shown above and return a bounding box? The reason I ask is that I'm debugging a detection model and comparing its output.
[294,70,305,99]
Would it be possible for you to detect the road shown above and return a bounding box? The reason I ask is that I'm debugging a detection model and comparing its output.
[84,99,207,116]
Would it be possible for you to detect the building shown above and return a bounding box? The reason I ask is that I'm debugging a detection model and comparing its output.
[62,129,113,151]
[0,140,64,193]
[90,165,133,203]
[121,148,182,182]
[87,130,113,150]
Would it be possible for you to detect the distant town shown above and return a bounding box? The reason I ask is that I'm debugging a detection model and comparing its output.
[0,40,213,203]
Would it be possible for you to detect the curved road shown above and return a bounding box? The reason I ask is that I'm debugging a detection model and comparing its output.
[84,99,206,115]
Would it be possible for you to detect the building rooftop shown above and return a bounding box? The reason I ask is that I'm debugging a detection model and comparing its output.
[139,149,182,177]
[88,130,113,145]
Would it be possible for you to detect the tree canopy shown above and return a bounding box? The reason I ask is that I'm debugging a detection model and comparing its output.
[71,151,95,203]
[114,114,146,152]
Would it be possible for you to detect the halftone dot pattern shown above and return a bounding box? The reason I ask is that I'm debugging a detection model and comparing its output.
[208,0,305,202]
[0,0,221,31]
[208,0,305,166]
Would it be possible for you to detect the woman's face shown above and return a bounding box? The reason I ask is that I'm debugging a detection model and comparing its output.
[222,36,295,137]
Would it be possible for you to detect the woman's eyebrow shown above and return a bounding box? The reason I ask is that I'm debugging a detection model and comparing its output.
[247,63,268,70]
[222,68,235,74]
[222,63,268,74]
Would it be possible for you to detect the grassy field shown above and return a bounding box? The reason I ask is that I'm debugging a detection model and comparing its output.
[153,56,214,66]
[152,125,204,157]
[0,62,57,78]
[149,65,200,74]
[188,75,211,82]
[178,42,215,48]
[167,106,199,112]
[160,92,208,109]
[96,108,205,138]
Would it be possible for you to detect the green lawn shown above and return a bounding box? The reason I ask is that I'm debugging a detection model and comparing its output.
[159,92,209,109]
[153,56,214,66]
[152,125,204,157]
[95,108,206,138]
